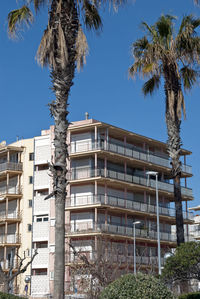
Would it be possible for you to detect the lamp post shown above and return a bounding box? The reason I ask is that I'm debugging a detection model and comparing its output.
[146,171,161,275]
[133,221,141,275]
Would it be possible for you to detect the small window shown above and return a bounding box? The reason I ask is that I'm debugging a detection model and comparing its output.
[43,217,49,222]
[28,200,32,208]
[29,176,33,184]
[36,217,42,222]
[28,224,32,232]
[29,153,34,161]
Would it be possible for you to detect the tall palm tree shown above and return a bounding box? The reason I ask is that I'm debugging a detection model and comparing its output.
[129,15,200,246]
[7,1,122,298]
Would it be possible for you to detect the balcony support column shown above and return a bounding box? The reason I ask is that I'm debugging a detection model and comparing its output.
[95,126,98,149]
[7,151,10,163]
[17,174,20,194]
[124,136,126,155]
[104,158,107,177]
[144,191,146,204]
[5,222,8,243]
[6,197,8,218]
[6,173,9,194]
[124,188,127,208]
[95,153,98,177]
[95,181,98,200]
[3,247,6,269]
[95,236,97,251]
[105,183,107,204]
[95,208,97,231]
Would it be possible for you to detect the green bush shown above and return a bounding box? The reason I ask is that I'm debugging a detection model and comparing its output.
[178,292,200,299]
[99,273,176,299]
[0,293,24,299]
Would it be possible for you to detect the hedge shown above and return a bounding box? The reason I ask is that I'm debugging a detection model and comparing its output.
[0,293,24,299]
[99,273,176,299]
[178,293,200,299]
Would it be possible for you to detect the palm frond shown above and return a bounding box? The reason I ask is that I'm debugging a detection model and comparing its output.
[76,26,89,71]
[129,60,145,78]
[133,37,149,58]
[177,90,186,120]
[142,75,161,96]
[156,15,175,39]
[180,66,199,90]
[83,0,102,30]
[36,26,55,68]
[141,22,157,39]
[7,5,33,38]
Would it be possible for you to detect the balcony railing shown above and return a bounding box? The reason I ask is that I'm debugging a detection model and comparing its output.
[65,194,193,221]
[66,222,177,242]
[70,167,193,198]
[0,210,21,221]
[0,185,21,196]
[0,259,19,270]
[0,234,21,244]
[70,141,192,175]
[0,162,22,173]
[66,251,165,266]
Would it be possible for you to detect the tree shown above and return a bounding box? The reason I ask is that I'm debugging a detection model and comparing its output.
[162,242,200,285]
[68,240,127,298]
[129,15,200,246]
[99,273,175,299]
[7,1,123,298]
[0,249,37,294]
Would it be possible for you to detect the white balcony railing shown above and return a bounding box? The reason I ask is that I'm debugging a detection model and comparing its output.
[70,140,192,175]
[0,162,22,173]
[66,194,193,221]
[32,248,49,268]
[70,167,193,198]
[0,234,21,244]
[31,275,49,295]
[33,222,49,241]
[66,222,177,243]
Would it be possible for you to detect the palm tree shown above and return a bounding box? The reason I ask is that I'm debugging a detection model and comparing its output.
[129,15,200,246]
[7,1,122,298]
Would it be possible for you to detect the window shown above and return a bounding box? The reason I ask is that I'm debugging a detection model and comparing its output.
[28,200,32,208]
[29,153,34,161]
[34,241,48,248]
[28,224,32,232]
[36,215,49,222]
[32,269,47,276]
[29,176,33,184]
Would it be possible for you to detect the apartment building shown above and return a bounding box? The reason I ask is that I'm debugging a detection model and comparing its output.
[0,118,194,297]
[0,138,34,294]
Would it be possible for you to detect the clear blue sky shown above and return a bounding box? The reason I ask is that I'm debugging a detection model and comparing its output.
[0,1,199,208]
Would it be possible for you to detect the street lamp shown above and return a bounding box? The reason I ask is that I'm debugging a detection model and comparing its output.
[146,171,161,275]
[133,221,141,275]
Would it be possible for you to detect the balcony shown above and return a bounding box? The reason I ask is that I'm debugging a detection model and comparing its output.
[33,222,49,241]
[66,251,165,267]
[66,222,177,243]
[70,167,193,198]
[0,210,21,221]
[31,275,49,296]
[0,185,21,196]
[0,259,19,270]
[0,162,22,174]
[34,170,50,189]
[34,196,49,214]
[0,234,21,245]
[32,248,49,268]
[65,194,193,222]
[70,141,192,175]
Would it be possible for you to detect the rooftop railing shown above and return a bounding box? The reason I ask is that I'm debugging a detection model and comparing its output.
[70,141,192,175]
[0,162,22,173]
[65,194,193,221]
[70,167,193,198]
[66,222,177,243]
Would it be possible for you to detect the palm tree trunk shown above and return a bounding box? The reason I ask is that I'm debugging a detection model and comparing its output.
[165,97,185,246]
[48,0,79,298]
